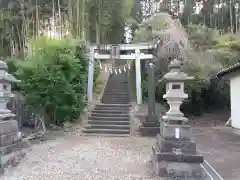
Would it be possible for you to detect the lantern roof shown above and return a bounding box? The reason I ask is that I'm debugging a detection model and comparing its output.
[163,59,193,81]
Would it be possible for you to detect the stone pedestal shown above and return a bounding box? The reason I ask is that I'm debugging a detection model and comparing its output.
[0,61,25,173]
[151,124,205,178]
[140,115,160,136]
[0,117,26,171]
[151,59,206,178]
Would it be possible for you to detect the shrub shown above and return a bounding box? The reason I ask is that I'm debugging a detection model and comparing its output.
[14,37,88,125]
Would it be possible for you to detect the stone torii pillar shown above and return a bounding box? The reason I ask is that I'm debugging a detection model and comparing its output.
[134,49,143,105]
[87,44,95,102]
[151,59,206,178]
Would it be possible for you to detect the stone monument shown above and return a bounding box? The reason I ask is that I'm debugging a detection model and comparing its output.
[151,58,205,178]
[140,62,160,136]
[0,60,25,173]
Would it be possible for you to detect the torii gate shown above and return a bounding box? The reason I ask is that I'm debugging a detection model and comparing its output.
[87,43,156,105]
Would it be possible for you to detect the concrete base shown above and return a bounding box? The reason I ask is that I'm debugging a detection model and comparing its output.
[139,116,160,136]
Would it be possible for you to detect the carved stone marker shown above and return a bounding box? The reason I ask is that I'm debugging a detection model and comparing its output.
[140,62,160,136]
[151,59,206,178]
[0,60,25,173]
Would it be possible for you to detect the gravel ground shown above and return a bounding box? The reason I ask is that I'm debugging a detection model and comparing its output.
[1,135,165,180]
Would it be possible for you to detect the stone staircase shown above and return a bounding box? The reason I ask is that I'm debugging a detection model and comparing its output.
[83,64,131,136]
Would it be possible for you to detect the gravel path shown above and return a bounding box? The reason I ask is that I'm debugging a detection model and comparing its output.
[1,135,165,180]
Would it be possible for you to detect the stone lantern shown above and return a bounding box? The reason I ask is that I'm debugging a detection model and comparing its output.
[151,58,206,178]
[0,61,19,116]
[0,60,25,173]
[162,58,192,123]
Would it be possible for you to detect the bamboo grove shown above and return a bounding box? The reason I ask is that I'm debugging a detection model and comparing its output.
[0,0,143,58]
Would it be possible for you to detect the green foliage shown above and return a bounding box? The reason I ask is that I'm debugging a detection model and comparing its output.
[133,27,152,42]
[132,15,171,43]
[13,37,88,125]
[180,24,237,115]
[187,24,219,50]
[6,56,20,75]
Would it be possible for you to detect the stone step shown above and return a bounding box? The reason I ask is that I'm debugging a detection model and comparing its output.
[0,141,24,155]
[102,97,129,99]
[104,87,128,89]
[91,109,130,114]
[101,103,130,105]
[107,81,128,83]
[102,98,130,101]
[107,79,127,80]
[101,99,130,102]
[88,116,129,121]
[101,101,130,104]
[83,133,129,137]
[94,106,130,111]
[105,81,128,83]
[104,86,128,89]
[85,124,130,130]
[95,104,131,108]
[105,86,128,89]
[105,83,128,85]
[106,86,128,88]
[88,120,130,125]
[90,113,130,118]
[107,80,127,82]
[103,93,128,95]
[103,93,129,95]
[83,128,130,135]
[103,94,129,96]
[103,94,129,97]
[103,90,129,93]
[106,84,128,86]
[102,96,129,99]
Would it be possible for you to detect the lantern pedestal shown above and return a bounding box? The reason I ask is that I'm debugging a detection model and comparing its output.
[0,61,25,173]
[0,117,26,171]
[151,124,205,178]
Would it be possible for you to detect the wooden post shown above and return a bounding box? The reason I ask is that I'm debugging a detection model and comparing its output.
[87,47,94,102]
[135,49,142,104]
